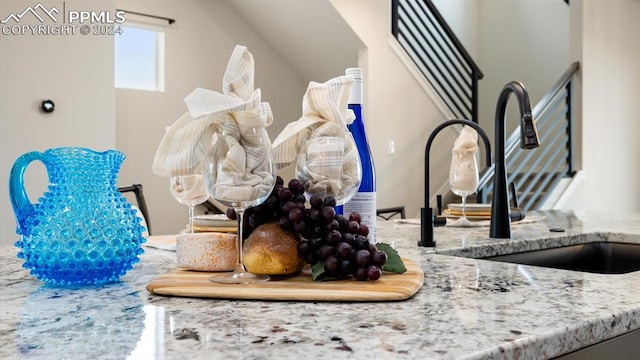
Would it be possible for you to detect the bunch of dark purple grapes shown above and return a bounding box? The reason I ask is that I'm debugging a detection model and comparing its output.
[297,208,388,281]
[227,176,387,281]
[226,176,306,238]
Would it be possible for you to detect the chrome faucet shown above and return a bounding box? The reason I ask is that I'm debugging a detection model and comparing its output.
[420,119,491,247]
[490,81,540,238]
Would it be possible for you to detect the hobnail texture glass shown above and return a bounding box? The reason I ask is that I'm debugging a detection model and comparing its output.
[9,147,146,286]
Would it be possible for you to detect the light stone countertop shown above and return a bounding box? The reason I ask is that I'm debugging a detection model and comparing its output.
[0,210,638,359]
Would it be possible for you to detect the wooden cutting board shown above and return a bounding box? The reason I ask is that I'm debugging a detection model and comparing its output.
[146,258,424,302]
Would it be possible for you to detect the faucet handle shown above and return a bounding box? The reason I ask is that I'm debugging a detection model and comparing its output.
[434,215,446,227]
[510,208,526,222]
[520,112,541,149]
[508,182,526,222]
[509,182,519,208]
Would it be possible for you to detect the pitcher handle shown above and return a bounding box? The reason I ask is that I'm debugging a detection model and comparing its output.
[9,151,45,224]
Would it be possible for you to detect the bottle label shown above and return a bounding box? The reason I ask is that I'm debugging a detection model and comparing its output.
[342,192,377,243]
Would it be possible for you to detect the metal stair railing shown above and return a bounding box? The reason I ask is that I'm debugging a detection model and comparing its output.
[391,0,576,210]
[391,0,483,124]
[477,62,580,209]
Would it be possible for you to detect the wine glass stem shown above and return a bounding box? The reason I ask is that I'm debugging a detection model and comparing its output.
[188,206,195,233]
[235,208,246,273]
[462,195,467,219]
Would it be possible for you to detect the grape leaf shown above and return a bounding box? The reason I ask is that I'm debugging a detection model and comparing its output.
[377,242,407,274]
[311,262,326,281]
[311,262,342,282]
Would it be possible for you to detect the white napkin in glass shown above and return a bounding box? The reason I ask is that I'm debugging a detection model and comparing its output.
[170,174,208,204]
[449,125,479,193]
[272,76,360,197]
[152,45,273,201]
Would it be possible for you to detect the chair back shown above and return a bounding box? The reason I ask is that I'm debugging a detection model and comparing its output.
[376,206,406,221]
[118,184,151,235]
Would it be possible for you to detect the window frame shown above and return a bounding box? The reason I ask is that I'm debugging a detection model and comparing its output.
[114,21,165,92]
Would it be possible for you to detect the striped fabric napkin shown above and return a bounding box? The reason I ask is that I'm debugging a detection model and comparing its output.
[152,45,274,201]
[449,125,479,193]
[169,174,208,205]
[272,76,361,199]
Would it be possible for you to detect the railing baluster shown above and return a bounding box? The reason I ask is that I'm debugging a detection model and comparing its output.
[398,12,470,117]
[565,82,574,176]
[392,0,482,123]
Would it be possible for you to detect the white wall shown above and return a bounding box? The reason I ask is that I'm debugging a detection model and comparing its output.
[436,0,569,142]
[431,0,479,60]
[478,0,569,132]
[331,0,456,218]
[0,0,116,246]
[561,0,640,212]
[228,0,364,85]
[115,0,308,235]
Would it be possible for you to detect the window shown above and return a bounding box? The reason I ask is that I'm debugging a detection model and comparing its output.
[115,23,165,91]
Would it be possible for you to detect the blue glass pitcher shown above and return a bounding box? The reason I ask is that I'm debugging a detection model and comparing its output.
[9,147,146,286]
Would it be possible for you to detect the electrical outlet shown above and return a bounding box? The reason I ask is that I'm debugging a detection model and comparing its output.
[387,139,395,154]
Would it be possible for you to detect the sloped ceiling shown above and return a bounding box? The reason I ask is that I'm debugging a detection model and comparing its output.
[227,0,365,83]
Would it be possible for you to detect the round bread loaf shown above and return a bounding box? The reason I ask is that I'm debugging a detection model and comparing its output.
[243,222,304,275]
[176,232,237,271]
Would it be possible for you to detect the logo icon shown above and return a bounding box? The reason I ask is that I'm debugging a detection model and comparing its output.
[1,2,59,24]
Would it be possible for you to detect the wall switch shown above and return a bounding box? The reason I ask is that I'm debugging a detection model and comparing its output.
[387,139,395,154]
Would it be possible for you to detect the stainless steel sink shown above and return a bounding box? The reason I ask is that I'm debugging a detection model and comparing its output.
[482,242,640,274]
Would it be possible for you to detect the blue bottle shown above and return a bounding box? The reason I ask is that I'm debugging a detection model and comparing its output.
[341,68,377,242]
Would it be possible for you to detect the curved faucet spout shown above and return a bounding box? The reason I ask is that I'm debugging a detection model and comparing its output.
[490,81,540,239]
[420,119,491,247]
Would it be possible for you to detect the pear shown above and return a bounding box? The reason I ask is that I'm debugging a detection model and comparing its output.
[243,222,304,275]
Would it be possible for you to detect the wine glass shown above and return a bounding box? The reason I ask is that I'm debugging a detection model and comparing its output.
[204,125,276,284]
[449,152,479,222]
[169,175,210,233]
[296,134,361,205]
